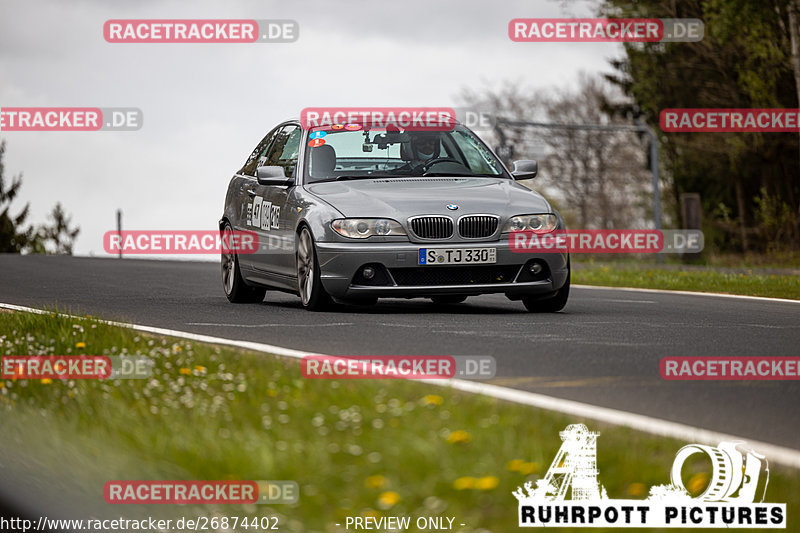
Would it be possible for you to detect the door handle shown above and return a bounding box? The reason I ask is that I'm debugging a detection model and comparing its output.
[245,188,257,197]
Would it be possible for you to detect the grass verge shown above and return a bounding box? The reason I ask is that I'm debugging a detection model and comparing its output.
[1,310,798,532]
[573,263,800,300]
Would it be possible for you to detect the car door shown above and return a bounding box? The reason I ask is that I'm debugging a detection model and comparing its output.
[234,126,281,271]
[249,124,303,280]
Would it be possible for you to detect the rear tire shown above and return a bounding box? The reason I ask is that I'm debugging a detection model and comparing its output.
[297,226,333,311]
[430,295,468,305]
[221,223,266,303]
[522,269,570,313]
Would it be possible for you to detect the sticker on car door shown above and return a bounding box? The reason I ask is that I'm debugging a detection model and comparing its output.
[260,200,272,230]
[251,196,263,226]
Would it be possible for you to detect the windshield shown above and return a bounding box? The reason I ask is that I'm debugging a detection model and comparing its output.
[303,125,507,183]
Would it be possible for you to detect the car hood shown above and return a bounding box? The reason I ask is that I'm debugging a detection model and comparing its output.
[304,177,552,219]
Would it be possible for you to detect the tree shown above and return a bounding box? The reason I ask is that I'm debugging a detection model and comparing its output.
[600,0,800,252]
[0,139,80,255]
[538,75,652,229]
[0,140,32,252]
[27,203,81,255]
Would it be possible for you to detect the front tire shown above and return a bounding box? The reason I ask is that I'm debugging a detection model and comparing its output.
[297,226,333,311]
[522,268,570,313]
[221,223,265,303]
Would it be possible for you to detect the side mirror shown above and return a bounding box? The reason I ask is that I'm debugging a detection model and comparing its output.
[256,166,293,186]
[511,160,538,180]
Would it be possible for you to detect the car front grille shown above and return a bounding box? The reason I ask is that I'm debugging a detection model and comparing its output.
[458,215,499,239]
[389,265,519,286]
[409,216,453,240]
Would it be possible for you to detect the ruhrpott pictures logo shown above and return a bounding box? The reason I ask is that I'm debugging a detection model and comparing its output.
[514,424,786,528]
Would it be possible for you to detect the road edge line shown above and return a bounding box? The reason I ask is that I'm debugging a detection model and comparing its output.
[573,284,800,304]
[2,301,799,469]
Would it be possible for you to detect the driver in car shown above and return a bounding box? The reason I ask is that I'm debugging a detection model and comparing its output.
[398,132,444,175]
[413,133,440,161]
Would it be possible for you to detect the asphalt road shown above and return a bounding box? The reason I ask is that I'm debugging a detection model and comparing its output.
[1,255,798,448]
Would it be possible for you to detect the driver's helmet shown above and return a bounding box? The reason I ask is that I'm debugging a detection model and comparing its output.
[410,133,441,161]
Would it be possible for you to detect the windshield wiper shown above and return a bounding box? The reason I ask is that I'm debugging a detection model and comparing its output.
[420,172,502,178]
[311,175,373,183]
[313,173,401,183]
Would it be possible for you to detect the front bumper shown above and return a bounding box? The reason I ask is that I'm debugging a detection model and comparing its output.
[315,239,569,299]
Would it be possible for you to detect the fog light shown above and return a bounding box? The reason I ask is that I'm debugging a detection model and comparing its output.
[529,262,543,274]
[362,266,376,279]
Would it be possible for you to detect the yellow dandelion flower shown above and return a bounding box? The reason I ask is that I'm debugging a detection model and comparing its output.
[194,365,207,373]
[364,475,387,489]
[507,459,524,472]
[627,482,647,497]
[75,342,86,349]
[377,491,400,508]
[446,430,472,444]
[421,394,443,406]
[453,477,476,490]
[40,378,53,385]
[179,367,192,375]
[519,462,539,475]
[475,476,499,490]
[172,344,183,353]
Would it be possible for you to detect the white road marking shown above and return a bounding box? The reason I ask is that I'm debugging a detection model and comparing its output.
[2,301,799,468]
[595,298,657,304]
[186,322,355,328]
[574,284,800,304]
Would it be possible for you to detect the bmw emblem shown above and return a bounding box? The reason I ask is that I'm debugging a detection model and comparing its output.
[446,204,459,211]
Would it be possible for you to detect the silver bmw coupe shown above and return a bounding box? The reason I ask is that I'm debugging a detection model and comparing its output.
[220,119,569,311]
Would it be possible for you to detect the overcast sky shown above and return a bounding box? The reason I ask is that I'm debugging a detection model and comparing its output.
[0,0,621,258]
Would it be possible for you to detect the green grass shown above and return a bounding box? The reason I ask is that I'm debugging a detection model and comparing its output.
[573,263,800,300]
[1,310,798,532]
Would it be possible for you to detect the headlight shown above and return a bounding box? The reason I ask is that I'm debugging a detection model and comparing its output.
[331,218,407,239]
[502,214,558,233]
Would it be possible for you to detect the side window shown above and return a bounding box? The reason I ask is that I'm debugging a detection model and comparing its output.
[264,125,302,178]
[240,127,280,176]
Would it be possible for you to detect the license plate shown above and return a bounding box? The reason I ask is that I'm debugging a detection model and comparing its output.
[418,248,496,265]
